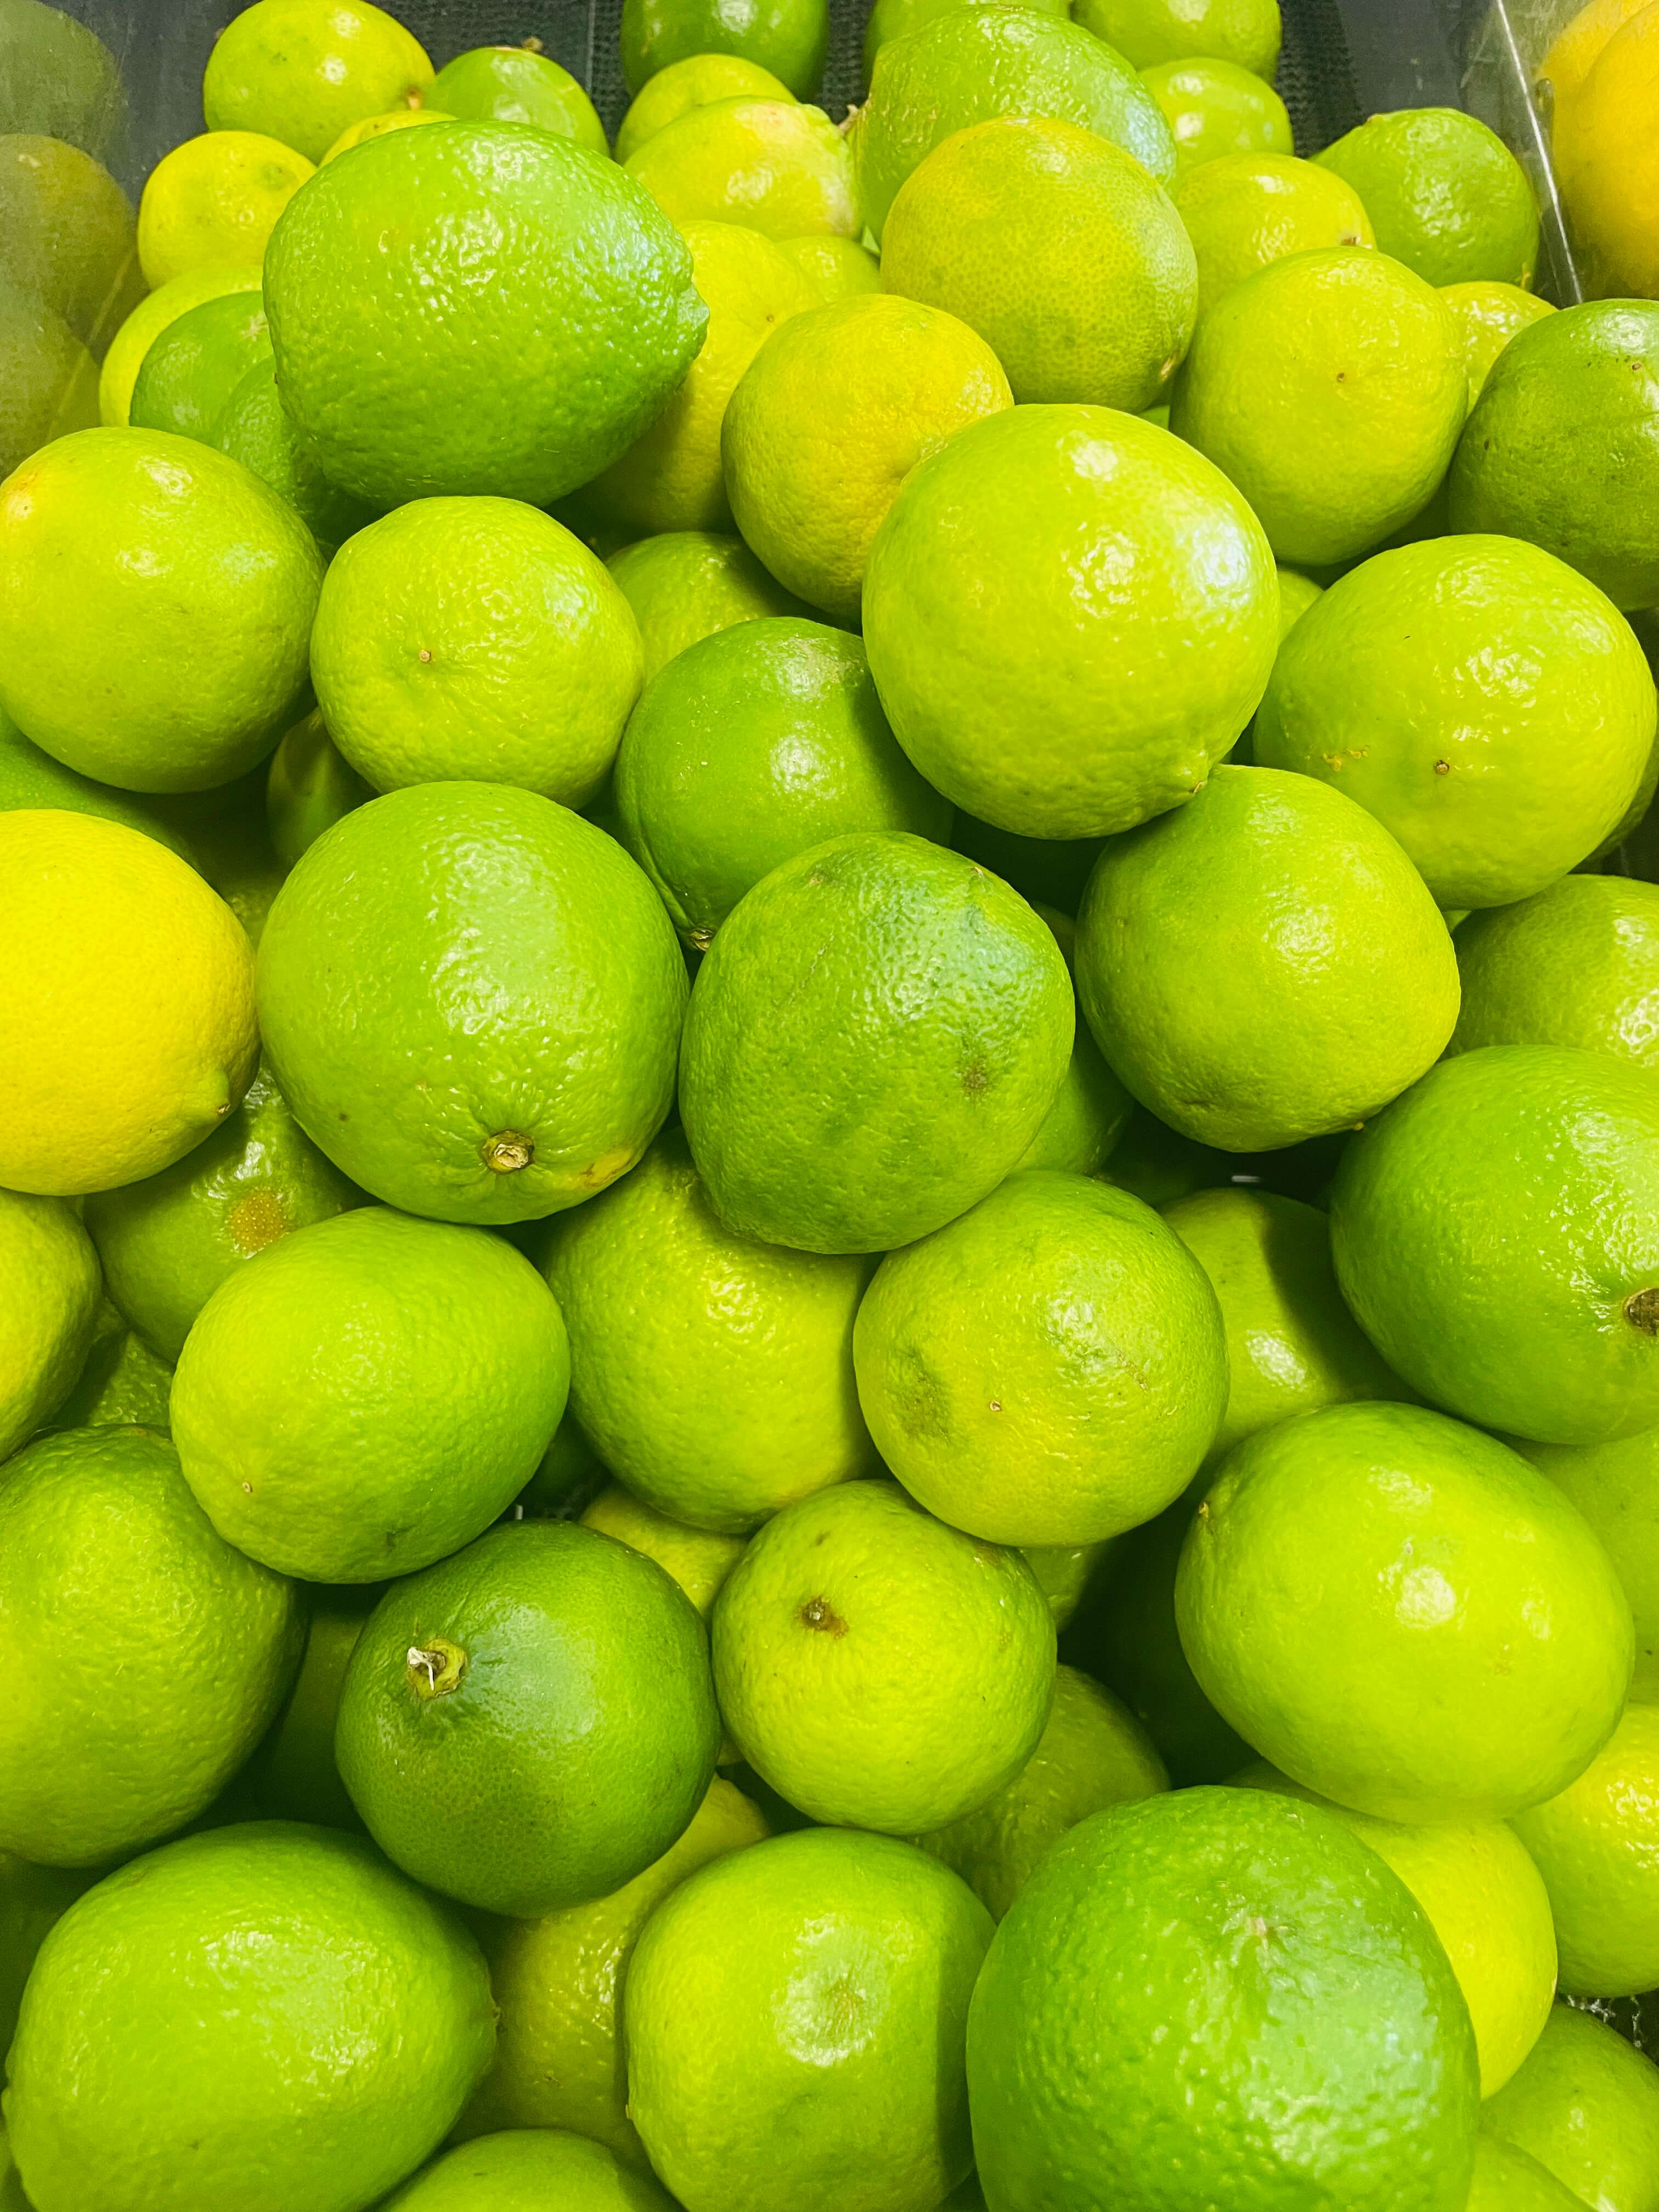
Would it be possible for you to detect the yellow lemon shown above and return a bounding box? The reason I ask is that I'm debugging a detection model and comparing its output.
[136,130,314,289]
[1538,0,1654,108]
[1555,3,1659,298]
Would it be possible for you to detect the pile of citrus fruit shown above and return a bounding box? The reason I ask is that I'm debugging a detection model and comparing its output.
[2,0,1659,2203]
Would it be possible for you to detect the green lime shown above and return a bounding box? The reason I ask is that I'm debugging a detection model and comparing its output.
[1232,1762,1556,2097]
[460,1777,768,2159]
[580,1483,746,1615]
[854,1171,1227,1544]
[1177,1401,1634,1820]
[625,1829,991,2212]
[161,760,288,946]
[256,783,687,1224]
[386,2131,676,2211]
[620,0,827,96]
[516,1410,607,1519]
[1161,1187,1407,1460]
[171,1206,568,1581]
[215,356,380,551]
[264,707,370,867]
[5,1822,494,2212]
[427,46,607,154]
[0,1856,84,2073]
[1019,1539,1114,1629]
[858,9,1174,241]
[1142,55,1291,173]
[1075,765,1459,1150]
[712,1477,1055,1830]
[776,229,880,297]
[950,813,1105,912]
[1520,1426,1659,1697]
[879,117,1193,416]
[1254,536,1656,909]
[245,1583,376,1829]
[864,0,1069,78]
[0,427,320,793]
[968,1787,1478,2212]
[0,276,97,477]
[203,0,432,164]
[1070,0,1281,73]
[1512,1702,1659,1999]
[1439,278,1555,404]
[41,1297,173,1434]
[917,1665,1167,1918]
[127,287,270,445]
[0,1190,98,1458]
[0,132,139,353]
[543,1126,874,1532]
[614,618,951,945]
[336,1518,720,1916]
[606,528,811,683]
[1465,2136,1583,2212]
[264,121,707,507]
[1098,1103,1233,1207]
[1174,151,1374,316]
[623,97,857,236]
[84,1059,360,1362]
[1448,300,1659,611]
[1330,1046,1659,1443]
[1452,876,1659,1063]
[1273,562,1323,633]
[1172,246,1466,566]
[98,261,262,427]
[616,53,795,162]
[862,406,1277,838]
[678,830,1071,1252]
[1315,108,1539,287]
[0,1425,301,1864]
[1014,905,1132,1175]
[1484,2004,1659,2212]
[0,0,124,157]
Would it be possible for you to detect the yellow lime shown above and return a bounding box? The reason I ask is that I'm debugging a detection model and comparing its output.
[202,0,433,164]
[1513,1702,1659,1999]
[0,1190,99,1456]
[1439,278,1556,403]
[1174,150,1374,315]
[1540,0,1653,105]
[136,128,314,287]
[775,229,879,297]
[1555,3,1659,298]
[606,527,810,681]
[580,1484,747,1616]
[1071,0,1282,74]
[1484,2004,1659,2211]
[320,105,452,160]
[615,52,795,162]
[624,97,857,235]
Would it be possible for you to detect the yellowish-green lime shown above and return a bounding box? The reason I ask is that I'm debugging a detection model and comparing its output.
[606,529,811,682]
[620,0,828,98]
[625,97,856,235]
[1512,1702,1659,1999]
[1175,149,1373,315]
[321,105,450,160]
[1142,54,1291,173]
[264,708,370,867]
[1439,278,1555,403]
[0,131,140,353]
[775,229,879,297]
[136,128,314,287]
[615,52,794,162]
[1070,0,1282,74]
[1315,106,1540,287]
[98,260,262,426]
[1519,1425,1659,1697]
[383,2130,678,2210]
[1452,874,1659,1062]
[202,0,433,164]
[1483,2004,1659,2212]
[426,45,606,154]
[580,1484,746,1615]
[0,1190,99,1456]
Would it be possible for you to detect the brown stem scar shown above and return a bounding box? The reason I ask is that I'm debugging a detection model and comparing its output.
[800,1597,847,1637]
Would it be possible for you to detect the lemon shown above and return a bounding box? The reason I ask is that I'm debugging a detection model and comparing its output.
[1315,108,1540,287]
[1540,0,1654,105]
[1071,0,1282,74]
[1232,1762,1556,2096]
[320,105,452,160]
[1142,55,1292,173]
[1174,150,1374,315]
[0,132,140,354]
[580,1485,746,1615]
[1551,4,1659,299]
[723,292,1011,621]
[1520,1426,1659,1697]
[1452,876,1659,1064]
[0,1190,99,1456]
[775,229,880,297]
[426,45,607,154]
[1484,2004,1659,2212]
[624,97,857,235]
[1512,1703,1659,1999]
[878,116,1195,411]
[0,812,257,1196]
[383,2131,678,2210]
[1439,278,1555,403]
[621,0,828,97]
[136,128,313,288]
[98,260,262,426]
[615,53,795,162]
[587,221,816,537]
[203,0,432,164]
[606,527,809,681]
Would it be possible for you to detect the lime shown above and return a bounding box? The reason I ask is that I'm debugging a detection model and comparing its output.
[625,1828,991,2212]
[588,221,816,537]
[166,762,288,946]
[614,618,951,944]
[725,292,1010,619]
[264,708,370,866]
[623,97,856,235]
[1020,1539,1114,1629]
[1520,1426,1659,1697]
[203,0,432,165]
[98,261,262,427]
[860,12,1172,244]
[1232,1762,1556,2096]
[1555,4,1659,300]
[679,831,1072,1252]
[517,1410,607,1519]
[0,427,320,792]
[879,117,1194,413]
[460,1777,767,2158]
[0,132,139,352]
[1161,1187,1407,1460]
[1171,246,1465,566]
[1484,2004,1659,2211]
[917,1665,1167,1919]
[1512,1702,1659,1998]
[862,407,1277,837]
[1254,536,1656,908]
[621,0,827,96]
[136,129,313,288]
[543,1125,874,1531]
[1315,108,1539,286]
[776,229,879,296]
[311,497,640,808]
[0,1191,97,1456]
[335,1518,720,1915]
[580,1485,746,1614]
[215,357,379,551]
[128,287,271,444]
[1174,150,1373,315]
[616,53,795,162]
[171,1206,568,1581]
[1177,1400,1634,1820]
[0,1856,84,2074]
[264,121,707,507]
[1330,1046,1659,1443]
[1014,904,1132,1175]
[1440,279,1555,403]
[864,0,1069,77]
[951,812,1105,912]
[854,1171,1227,1545]
[0,278,97,477]
[5,1822,494,2212]
[606,528,810,682]
[1465,2136,1584,2212]
[1070,0,1282,74]
[1448,300,1659,611]
[256,783,687,1224]
[712,1478,1055,1830]
[0,1425,301,1864]
[968,1788,1478,2212]
[42,1298,174,1432]
[0,811,257,1196]
[84,1060,359,1362]
[1142,55,1292,173]
[245,1583,376,1828]
[0,0,124,157]
[1075,765,1459,1149]
[1098,1103,1234,1207]
[385,2131,676,2211]
[321,104,451,159]
[427,46,607,154]
[1452,876,1659,1063]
